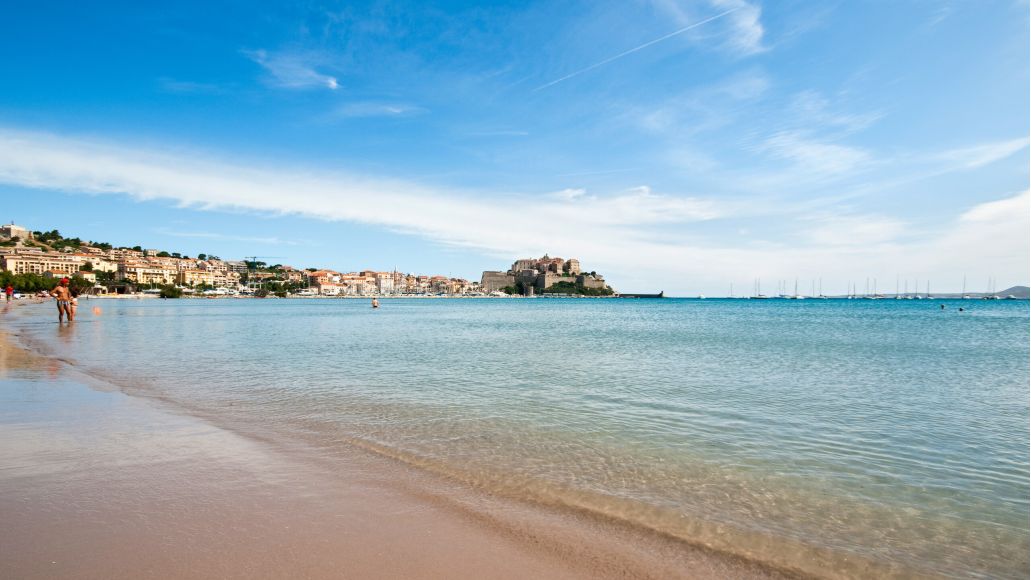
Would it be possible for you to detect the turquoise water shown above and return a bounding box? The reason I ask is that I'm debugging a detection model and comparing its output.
[9,298,1029,578]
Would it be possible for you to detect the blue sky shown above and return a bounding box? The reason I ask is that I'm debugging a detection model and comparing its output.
[1,0,1027,294]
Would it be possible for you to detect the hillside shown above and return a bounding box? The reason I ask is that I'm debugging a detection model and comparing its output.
[998,286,1030,299]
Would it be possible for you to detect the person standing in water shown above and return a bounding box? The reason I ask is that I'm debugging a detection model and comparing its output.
[70,288,80,320]
[50,278,74,323]
[4,284,13,302]
[372,297,379,309]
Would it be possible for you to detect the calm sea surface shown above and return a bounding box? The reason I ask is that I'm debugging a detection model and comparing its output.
[10,298,1030,578]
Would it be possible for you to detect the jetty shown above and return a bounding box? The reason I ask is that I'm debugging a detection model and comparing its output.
[617,291,664,299]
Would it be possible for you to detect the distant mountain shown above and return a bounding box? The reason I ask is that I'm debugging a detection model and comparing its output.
[998,286,1030,299]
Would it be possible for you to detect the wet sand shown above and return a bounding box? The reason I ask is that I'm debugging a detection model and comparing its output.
[0,327,797,580]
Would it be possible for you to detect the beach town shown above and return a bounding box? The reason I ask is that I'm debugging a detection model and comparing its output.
[0,222,615,298]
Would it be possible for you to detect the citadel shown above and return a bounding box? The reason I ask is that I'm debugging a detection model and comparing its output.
[480,255,610,295]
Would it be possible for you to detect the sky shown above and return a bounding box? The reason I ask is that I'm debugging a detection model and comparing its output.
[0,0,1027,295]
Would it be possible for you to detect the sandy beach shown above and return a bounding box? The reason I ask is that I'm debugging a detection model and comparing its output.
[0,318,796,580]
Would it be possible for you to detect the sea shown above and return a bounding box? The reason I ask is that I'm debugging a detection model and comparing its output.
[8,297,1029,578]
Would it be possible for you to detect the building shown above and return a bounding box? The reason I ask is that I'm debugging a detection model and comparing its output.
[374,272,395,294]
[1,251,83,276]
[108,248,144,261]
[481,271,515,292]
[73,254,118,273]
[47,270,97,283]
[118,262,176,285]
[0,223,32,241]
[314,282,343,296]
[212,271,241,288]
[176,269,216,287]
[480,254,612,294]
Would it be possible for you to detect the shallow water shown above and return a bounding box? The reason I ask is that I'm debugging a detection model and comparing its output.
[9,298,1029,578]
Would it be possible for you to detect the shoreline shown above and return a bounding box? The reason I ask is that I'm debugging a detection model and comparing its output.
[0,311,801,580]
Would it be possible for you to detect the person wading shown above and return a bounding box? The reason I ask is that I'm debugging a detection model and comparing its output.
[51,278,74,323]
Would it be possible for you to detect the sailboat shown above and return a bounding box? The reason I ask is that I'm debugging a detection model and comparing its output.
[788,279,805,299]
[983,277,1000,300]
[777,280,791,300]
[752,278,769,299]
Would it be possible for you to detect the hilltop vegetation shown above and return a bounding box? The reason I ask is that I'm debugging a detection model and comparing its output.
[501,280,614,296]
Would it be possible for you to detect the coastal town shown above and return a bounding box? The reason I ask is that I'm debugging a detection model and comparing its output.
[0,222,615,298]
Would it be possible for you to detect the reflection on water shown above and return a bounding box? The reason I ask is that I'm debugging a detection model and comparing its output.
[9,298,1030,578]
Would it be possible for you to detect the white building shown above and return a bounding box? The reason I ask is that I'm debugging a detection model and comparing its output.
[0,223,32,241]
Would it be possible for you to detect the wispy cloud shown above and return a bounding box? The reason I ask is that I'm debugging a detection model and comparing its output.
[549,188,586,200]
[800,213,907,247]
[633,70,770,135]
[555,168,638,178]
[156,77,224,94]
[154,228,302,246]
[759,130,873,176]
[464,130,531,138]
[333,102,425,118]
[787,90,884,133]
[0,127,1024,294]
[533,6,742,91]
[714,0,766,54]
[244,49,339,90]
[650,0,766,55]
[933,138,1029,170]
[0,127,716,258]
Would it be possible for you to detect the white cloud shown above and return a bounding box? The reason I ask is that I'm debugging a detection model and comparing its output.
[550,188,586,200]
[154,228,302,246]
[0,127,715,257]
[801,213,907,246]
[635,70,770,135]
[713,0,765,55]
[333,102,425,118]
[759,130,872,175]
[156,77,224,94]
[0,127,1024,295]
[933,138,1029,170]
[788,90,884,133]
[650,0,766,55]
[244,49,339,90]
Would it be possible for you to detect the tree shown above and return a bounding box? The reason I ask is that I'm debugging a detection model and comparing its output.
[157,251,171,258]
[81,262,93,271]
[132,245,143,252]
[197,253,207,260]
[69,276,92,294]
[159,285,183,299]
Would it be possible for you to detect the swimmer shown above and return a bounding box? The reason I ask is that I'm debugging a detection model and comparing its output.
[372,297,380,309]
